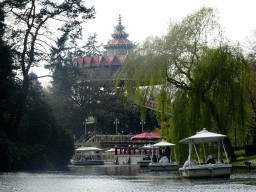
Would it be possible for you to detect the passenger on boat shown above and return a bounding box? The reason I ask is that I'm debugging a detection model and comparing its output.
[152,155,157,162]
[159,156,169,163]
[206,155,216,164]
[159,147,163,157]
[145,155,151,160]
[183,156,198,168]
[165,146,171,162]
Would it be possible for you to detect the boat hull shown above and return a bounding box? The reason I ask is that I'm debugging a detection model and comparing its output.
[149,162,179,171]
[137,160,152,167]
[179,164,232,178]
[71,160,104,165]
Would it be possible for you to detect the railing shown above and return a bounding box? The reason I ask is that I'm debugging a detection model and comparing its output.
[85,135,145,143]
[115,146,158,156]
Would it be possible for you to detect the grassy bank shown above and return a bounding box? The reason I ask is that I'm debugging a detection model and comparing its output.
[232,150,256,166]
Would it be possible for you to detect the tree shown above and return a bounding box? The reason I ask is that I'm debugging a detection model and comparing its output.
[16,88,75,169]
[45,30,85,137]
[2,0,95,135]
[118,7,248,162]
[0,2,17,134]
[83,32,104,56]
[0,2,20,171]
[243,65,256,145]
[245,29,256,58]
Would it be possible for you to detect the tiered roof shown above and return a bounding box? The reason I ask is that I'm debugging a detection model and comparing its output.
[104,14,134,50]
[74,55,128,67]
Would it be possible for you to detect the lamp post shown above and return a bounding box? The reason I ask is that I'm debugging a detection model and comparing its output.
[83,116,95,136]
[114,118,119,135]
[83,118,88,136]
[140,119,145,133]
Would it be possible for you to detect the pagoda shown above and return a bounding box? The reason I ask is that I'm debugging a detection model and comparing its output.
[104,14,135,56]
[74,14,135,79]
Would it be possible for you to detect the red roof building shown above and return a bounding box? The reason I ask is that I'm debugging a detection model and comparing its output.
[74,14,135,78]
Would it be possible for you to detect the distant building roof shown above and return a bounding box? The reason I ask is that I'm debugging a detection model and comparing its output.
[75,55,129,68]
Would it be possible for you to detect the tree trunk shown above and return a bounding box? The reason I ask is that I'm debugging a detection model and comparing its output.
[223,137,236,162]
[204,96,237,162]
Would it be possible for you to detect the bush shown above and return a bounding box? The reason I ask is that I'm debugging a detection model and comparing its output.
[234,150,246,157]
[0,131,18,171]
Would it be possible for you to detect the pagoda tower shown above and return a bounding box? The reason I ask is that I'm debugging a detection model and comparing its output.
[104,14,135,56]
[74,14,134,79]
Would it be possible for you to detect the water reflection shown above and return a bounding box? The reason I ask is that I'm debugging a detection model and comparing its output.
[0,164,256,192]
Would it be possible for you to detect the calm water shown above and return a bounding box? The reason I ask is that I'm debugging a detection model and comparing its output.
[1,164,256,192]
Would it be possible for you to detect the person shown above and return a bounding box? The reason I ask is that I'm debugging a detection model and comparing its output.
[165,146,171,162]
[206,155,216,164]
[183,156,198,168]
[144,155,150,160]
[159,147,163,157]
[159,156,169,163]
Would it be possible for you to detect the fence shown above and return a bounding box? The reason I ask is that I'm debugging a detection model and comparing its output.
[85,135,145,143]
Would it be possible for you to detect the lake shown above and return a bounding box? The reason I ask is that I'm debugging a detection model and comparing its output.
[1,164,256,192]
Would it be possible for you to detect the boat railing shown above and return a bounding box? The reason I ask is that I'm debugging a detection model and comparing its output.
[115,146,158,156]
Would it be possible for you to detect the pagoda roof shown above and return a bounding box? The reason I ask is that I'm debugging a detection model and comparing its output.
[105,38,134,48]
[104,14,134,49]
[74,55,128,68]
[84,57,91,66]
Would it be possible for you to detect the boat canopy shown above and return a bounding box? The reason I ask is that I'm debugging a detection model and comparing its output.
[179,129,227,144]
[152,139,176,147]
[140,144,156,149]
[75,147,103,152]
[106,148,115,152]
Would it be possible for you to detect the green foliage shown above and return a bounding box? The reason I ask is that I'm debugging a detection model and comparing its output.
[188,45,248,134]
[0,4,18,135]
[0,130,18,171]
[118,7,220,121]
[234,150,246,157]
[15,91,75,169]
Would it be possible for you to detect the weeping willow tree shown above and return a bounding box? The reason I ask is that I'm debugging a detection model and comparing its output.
[117,7,249,162]
[169,46,248,162]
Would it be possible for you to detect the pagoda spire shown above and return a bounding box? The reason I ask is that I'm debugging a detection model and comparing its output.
[115,14,124,31]
[112,14,128,39]
[104,14,134,56]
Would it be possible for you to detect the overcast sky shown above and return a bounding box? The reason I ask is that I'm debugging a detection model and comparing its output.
[34,0,256,86]
[81,0,256,47]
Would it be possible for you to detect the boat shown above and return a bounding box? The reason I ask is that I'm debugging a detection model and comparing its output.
[137,144,155,167]
[71,147,104,165]
[178,128,232,178]
[148,140,179,171]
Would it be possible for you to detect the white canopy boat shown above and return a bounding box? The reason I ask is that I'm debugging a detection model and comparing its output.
[178,128,232,178]
[137,144,155,167]
[106,148,115,153]
[148,140,179,171]
[71,147,104,165]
